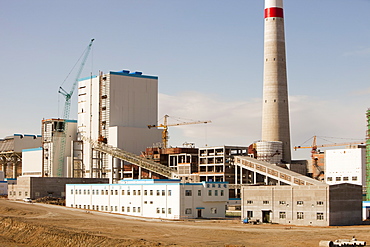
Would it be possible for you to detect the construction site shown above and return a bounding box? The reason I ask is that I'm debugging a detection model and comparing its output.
[0,0,368,229]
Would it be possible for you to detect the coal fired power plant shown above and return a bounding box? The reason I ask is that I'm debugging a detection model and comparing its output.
[261,0,291,164]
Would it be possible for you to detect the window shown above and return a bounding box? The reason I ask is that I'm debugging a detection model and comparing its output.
[35,192,40,197]
[122,206,125,212]
[84,190,86,195]
[211,208,217,214]
[127,207,130,212]
[221,190,224,196]
[352,176,358,181]
[79,189,82,194]
[111,206,113,211]
[247,211,253,218]
[157,190,160,196]
[214,190,218,196]
[317,201,324,206]
[185,190,192,196]
[105,206,108,211]
[138,207,141,213]
[162,208,165,214]
[263,201,269,205]
[247,200,253,204]
[208,190,212,196]
[212,184,215,188]
[317,212,324,220]
[279,201,286,205]
[133,207,136,212]
[198,190,202,196]
[162,190,165,196]
[101,205,104,210]
[19,191,22,196]
[122,190,125,195]
[156,208,160,214]
[150,190,153,195]
[207,184,210,188]
[115,190,118,195]
[297,201,304,205]
[144,190,147,195]
[168,190,172,196]
[144,201,147,204]
[297,212,304,220]
[115,206,118,212]
[71,189,74,194]
[150,201,153,204]
[84,205,86,209]
[138,190,141,196]
[327,177,332,181]
[75,190,78,194]
[25,191,28,196]
[87,190,90,195]
[279,212,286,219]
[343,177,349,181]
[127,190,130,195]
[92,205,95,210]
[92,190,95,195]
[185,208,192,214]
[336,177,341,181]
[101,190,104,195]
[168,208,172,214]
[133,190,136,196]
[96,190,99,195]
[105,190,108,195]
[111,190,113,195]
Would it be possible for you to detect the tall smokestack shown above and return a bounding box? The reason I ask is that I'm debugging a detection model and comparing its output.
[261,0,291,163]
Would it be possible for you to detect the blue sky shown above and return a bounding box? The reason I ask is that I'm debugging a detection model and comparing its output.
[1,0,369,159]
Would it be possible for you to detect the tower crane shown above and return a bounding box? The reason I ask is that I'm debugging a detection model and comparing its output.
[56,39,94,177]
[148,115,211,148]
[294,135,365,180]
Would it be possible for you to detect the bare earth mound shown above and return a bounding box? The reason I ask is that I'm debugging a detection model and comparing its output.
[0,199,369,247]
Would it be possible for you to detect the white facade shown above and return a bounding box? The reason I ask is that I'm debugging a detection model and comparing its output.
[77,71,162,181]
[22,147,43,177]
[325,146,366,187]
[66,179,229,219]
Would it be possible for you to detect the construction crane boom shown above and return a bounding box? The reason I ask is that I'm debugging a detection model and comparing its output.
[59,38,94,119]
[148,115,211,148]
[56,39,94,177]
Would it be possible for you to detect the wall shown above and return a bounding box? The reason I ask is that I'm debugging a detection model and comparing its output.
[22,148,42,177]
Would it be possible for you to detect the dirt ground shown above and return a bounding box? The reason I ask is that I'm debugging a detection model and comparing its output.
[0,199,369,247]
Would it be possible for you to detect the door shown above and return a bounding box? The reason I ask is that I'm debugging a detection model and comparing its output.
[197,209,202,218]
[262,210,270,223]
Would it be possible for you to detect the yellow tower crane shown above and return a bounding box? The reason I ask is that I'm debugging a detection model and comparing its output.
[148,115,211,148]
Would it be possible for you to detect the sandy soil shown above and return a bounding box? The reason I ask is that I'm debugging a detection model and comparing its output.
[0,199,369,247]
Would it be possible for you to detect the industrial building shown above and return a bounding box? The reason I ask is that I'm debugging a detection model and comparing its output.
[325,145,366,188]
[8,177,108,200]
[0,171,7,195]
[0,134,41,179]
[75,71,162,182]
[66,179,229,219]
[241,183,362,226]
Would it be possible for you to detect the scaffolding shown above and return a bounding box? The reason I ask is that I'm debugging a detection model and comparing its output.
[366,109,370,201]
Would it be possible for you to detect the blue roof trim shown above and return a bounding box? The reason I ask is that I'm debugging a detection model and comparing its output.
[0,181,7,183]
[66,183,181,186]
[229,198,241,200]
[23,147,42,152]
[78,75,97,82]
[14,134,42,137]
[65,119,77,123]
[110,71,158,80]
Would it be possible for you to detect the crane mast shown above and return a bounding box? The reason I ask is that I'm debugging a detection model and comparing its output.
[56,39,94,177]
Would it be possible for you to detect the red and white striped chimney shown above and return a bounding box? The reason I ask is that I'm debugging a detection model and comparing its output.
[261,0,292,163]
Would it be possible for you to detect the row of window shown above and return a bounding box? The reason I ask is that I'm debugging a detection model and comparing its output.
[184,208,217,214]
[185,189,224,197]
[72,204,143,213]
[247,200,324,206]
[9,191,29,196]
[206,183,227,189]
[71,189,172,196]
[246,211,324,221]
[327,176,357,182]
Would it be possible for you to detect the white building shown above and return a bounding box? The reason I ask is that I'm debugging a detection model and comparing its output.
[325,146,366,187]
[66,179,229,219]
[76,71,162,181]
